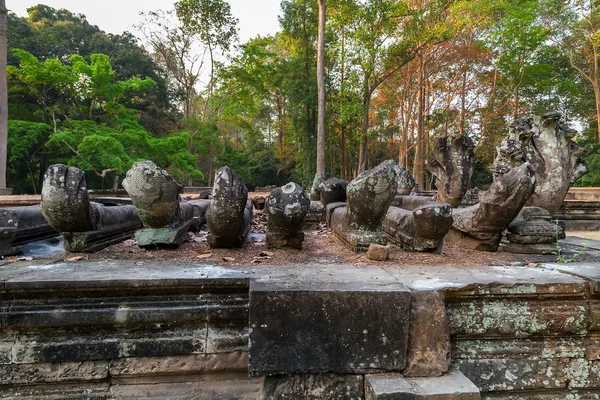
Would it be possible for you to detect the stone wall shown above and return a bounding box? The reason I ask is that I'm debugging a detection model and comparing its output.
[2,262,600,399]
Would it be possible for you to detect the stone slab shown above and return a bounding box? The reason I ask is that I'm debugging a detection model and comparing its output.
[560,236,600,250]
[111,377,263,400]
[248,276,411,376]
[383,265,586,297]
[109,352,248,378]
[403,291,450,377]
[260,374,365,400]
[541,262,600,295]
[2,261,250,290]
[365,370,480,399]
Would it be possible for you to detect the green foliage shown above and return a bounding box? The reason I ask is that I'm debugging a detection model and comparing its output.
[7,120,52,194]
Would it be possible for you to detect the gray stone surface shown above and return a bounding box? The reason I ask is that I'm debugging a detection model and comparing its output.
[41,164,142,252]
[305,200,325,225]
[329,161,397,251]
[41,164,95,232]
[541,262,600,295]
[365,370,480,399]
[123,161,200,248]
[122,161,184,228]
[511,112,588,213]
[318,177,349,206]
[347,160,398,231]
[0,205,58,256]
[330,204,388,251]
[266,182,311,249]
[427,135,477,207]
[383,203,452,252]
[395,165,416,196]
[260,374,365,400]
[206,166,253,248]
[504,206,564,254]
[248,276,411,376]
[450,162,535,252]
[403,291,450,378]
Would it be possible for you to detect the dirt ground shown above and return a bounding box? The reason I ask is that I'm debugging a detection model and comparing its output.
[37,209,583,268]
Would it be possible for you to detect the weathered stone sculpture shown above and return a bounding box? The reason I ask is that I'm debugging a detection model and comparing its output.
[266,182,311,249]
[504,113,588,253]
[511,112,588,213]
[427,134,477,207]
[329,160,397,251]
[206,166,253,248]
[446,141,536,251]
[383,197,452,252]
[303,200,325,230]
[122,161,209,248]
[41,164,142,252]
[318,177,349,206]
[0,206,58,256]
[394,165,416,195]
[504,207,563,254]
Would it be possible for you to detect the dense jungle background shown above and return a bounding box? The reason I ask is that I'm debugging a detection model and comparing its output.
[6,1,600,193]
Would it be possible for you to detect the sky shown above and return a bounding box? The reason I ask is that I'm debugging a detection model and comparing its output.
[9,0,282,43]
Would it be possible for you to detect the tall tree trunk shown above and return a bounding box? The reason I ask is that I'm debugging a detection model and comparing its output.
[316,0,326,176]
[339,24,346,180]
[208,41,214,120]
[358,93,370,174]
[594,85,600,142]
[459,67,467,135]
[413,50,425,190]
[0,0,7,189]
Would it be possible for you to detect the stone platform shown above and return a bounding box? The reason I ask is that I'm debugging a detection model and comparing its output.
[1,261,600,399]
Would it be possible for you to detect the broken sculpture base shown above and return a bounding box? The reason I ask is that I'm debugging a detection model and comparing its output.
[329,205,387,252]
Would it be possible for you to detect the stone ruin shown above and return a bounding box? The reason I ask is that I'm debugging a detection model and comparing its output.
[394,164,416,195]
[328,160,397,251]
[265,182,310,249]
[41,164,142,252]
[427,134,477,207]
[503,112,588,253]
[206,166,253,248]
[122,161,210,248]
[383,196,453,252]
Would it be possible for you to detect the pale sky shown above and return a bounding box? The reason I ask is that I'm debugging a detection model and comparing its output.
[9,0,282,43]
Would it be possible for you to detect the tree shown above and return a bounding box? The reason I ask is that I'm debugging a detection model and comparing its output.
[314,0,327,190]
[175,0,239,120]
[0,0,7,190]
[544,0,600,141]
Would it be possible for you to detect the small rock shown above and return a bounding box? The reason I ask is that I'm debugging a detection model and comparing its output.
[67,256,83,262]
[222,257,235,262]
[197,253,213,259]
[253,196,266,210]
[260,251,275,257]
[366,244,390,261]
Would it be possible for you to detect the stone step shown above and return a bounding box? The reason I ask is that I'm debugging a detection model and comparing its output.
[365,370,480,399]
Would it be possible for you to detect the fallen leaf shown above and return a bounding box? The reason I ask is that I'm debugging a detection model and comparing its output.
[222,257,235,262]
[67,256,83,262]
[260,251,275,257]
[197,253,213,259]
[196,249,212,255]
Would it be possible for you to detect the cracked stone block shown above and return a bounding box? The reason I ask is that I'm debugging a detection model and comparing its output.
[365,370,480,399]
[248,278,411,376]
